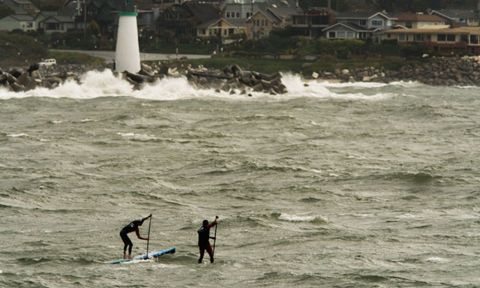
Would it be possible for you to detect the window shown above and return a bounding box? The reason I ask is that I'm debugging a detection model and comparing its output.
[438,34,446,41]
[470,35,479,44]
[337,31,346,38]
[371,19,383,27]
[236,12,240,18]
[414,34,424,41]
[359,20,366,26]
[346,31,354,38]
[446,34,455,42]
[328,31,335,38]
[226,12,230,18]
[399,34,405,41]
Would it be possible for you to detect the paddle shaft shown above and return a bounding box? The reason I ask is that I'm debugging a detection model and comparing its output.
[145,215,152,259]
[212,221,218,254]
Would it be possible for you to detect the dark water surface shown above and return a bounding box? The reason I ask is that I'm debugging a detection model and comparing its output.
[1,74,480,287]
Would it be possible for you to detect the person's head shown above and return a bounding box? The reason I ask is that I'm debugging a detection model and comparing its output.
[138,219,144,226]
[202,220,209,227]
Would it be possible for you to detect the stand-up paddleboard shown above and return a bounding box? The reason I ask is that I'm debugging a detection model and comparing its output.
[108,247,176,264]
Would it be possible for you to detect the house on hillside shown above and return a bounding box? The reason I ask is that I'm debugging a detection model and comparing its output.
[38,14,76,33]
[245,0,302,40]
[323,11,395,40]
[0,0,40,31]
[246,9,279,39]
[335,11,396,30]
[197,17,246,44]
[429,9,480,27]
[291,7,335,37]
[394,12,448,29]
[379,26,480,53]
[158,2,219,40]
[0,13,37,31]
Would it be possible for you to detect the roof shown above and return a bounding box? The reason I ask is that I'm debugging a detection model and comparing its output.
[247,9,280,23]
[2,14,35,21]
[184,2,219,23]
[431,9,478,20]
[383,26,480,35]
[266,0,302,19]
[39,15,74,23]
[336,10,394,20]
[395,12,445,22]
[198,17,246,28]
[322,22,372,32]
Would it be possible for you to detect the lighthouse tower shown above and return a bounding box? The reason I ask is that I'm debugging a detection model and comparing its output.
[115,2,140,73]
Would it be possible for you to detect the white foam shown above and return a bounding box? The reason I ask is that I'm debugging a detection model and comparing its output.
[425,256,449,263]
[282,73,393,101]
[7,133,28,138]
[117,132,158,142]
[278,213,327,223]
[0,70,396,101]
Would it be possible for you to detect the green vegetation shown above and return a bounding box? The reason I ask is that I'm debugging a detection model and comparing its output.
[0,4,14,19]
[0,32,48,66]
[48,51,105,66]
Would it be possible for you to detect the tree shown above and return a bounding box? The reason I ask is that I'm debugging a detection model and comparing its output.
[0,4,14,18]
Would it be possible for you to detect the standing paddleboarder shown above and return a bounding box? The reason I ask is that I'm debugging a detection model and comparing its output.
[197,216,218,263]
[120,214,152,259]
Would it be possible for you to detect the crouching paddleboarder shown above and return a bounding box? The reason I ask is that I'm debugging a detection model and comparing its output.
[197,216,218,263]
[120,214,152,259]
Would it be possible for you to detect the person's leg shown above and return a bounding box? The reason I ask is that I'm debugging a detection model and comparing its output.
[206,244,214,263]
[127,239,133,258]
[198,246,205,263]
[121,232,133,259]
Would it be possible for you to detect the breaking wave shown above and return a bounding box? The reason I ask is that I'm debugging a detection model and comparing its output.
[0,70,395,101]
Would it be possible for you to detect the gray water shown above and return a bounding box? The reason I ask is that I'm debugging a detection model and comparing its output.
[1,73,480,287]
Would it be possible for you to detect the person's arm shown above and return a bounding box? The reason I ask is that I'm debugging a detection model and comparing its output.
[208,216,219,230]
[141,214,152,223]
[135,227,149,240]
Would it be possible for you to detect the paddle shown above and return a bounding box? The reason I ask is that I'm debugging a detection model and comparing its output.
[145,214,152,260]
[212,216,219,255]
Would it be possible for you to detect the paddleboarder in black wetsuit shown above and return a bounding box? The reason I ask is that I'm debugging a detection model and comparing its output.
[120,214,151,259]
[197,216,218,263]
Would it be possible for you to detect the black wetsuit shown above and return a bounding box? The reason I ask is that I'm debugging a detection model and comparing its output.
[120,220,142,255]
[197,225,215,263]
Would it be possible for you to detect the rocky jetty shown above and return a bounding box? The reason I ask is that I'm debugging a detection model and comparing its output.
[2,56,480,93]
[313,56,480,86]
[0,62,286,95]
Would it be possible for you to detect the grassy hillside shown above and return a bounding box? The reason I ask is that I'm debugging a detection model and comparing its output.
[0,32,48,67]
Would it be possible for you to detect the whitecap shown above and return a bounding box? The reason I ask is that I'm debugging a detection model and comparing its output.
[0,70,396,102]
[117,132,158,142]
[7,133,28,138]
[425,256,449,263]
[278,213,327,223]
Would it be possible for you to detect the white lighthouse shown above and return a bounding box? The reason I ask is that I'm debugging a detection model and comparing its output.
[115,11,141,73]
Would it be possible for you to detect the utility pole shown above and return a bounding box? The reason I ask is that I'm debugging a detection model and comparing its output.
[83,0,87,39]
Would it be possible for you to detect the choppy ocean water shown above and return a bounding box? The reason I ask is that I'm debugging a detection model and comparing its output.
[1,71,479,287]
